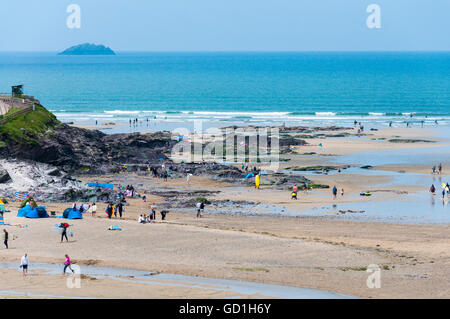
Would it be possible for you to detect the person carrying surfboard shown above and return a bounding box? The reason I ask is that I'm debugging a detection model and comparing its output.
[60,222,70,242]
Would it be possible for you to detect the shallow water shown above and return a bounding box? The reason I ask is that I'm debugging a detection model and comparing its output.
[300,191,449,224]
[0,262,352,299]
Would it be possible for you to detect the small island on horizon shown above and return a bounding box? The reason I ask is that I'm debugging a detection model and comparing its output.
[58,43,116,55]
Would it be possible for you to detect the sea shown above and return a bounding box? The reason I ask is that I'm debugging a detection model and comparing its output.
[1,52,449,133]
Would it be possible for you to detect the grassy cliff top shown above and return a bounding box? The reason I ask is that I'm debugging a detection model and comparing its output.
[0,105,61,145]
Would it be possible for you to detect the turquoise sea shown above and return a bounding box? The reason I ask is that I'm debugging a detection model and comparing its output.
[1,52,449,130]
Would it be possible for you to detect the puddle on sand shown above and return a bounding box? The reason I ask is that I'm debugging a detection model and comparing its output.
[0,262,353,299]
[302,191,449,224]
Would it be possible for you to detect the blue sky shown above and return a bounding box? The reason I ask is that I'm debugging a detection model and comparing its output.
[0,0,448,51]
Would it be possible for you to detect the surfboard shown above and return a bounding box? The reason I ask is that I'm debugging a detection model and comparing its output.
[51,225,74,237]
[51,225,63,234]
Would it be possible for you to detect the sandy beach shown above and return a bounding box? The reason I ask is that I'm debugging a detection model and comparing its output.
[0,125,449,299]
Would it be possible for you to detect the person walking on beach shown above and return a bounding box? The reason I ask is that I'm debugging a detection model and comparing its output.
[200,202,205,216]
[438,163,442,174]
[293,184,298,194]
[149,208,155,222]
[20,253,29,276]
[196,201,202,218]
[63,254,74,275]
[3,229,8,249]
[60,222,69,242]
[341,188,345,197]
[106,203,113,219]
[430,184,436,194]
[90,202,97,217]
[117,202,123,218]
[332,186,338,199]
[432,165,436,174]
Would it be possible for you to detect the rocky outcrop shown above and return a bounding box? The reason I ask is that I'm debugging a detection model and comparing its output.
[0,123,176,174]
[0,159,115,202]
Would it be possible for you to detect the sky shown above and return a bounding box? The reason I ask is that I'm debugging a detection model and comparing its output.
[0,0,448,51]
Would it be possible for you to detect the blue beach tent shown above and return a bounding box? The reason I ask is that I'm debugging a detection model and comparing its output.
[18,206,49,218]
[17,205,33,217]
[63,208,83,219]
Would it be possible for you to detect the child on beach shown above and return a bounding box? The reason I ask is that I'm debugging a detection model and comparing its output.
[291,192,297,200]
[20,253,29,276]
[90,203,97,217]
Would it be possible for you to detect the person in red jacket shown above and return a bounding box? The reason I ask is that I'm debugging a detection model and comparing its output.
[60,223,69,242]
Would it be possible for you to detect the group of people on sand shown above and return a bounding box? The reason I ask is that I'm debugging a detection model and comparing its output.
[148,163,174,180]
[72,202,97,216]
[432,163,443,175]
[430,182,450,199]
[241,163,260,174]
[332,186,344,199]
[139,203,168,223]
[291,184,344,200]
[105,202,124,219]
[18,253,75,276]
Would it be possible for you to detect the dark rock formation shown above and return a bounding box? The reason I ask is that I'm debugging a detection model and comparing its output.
[0,123,176,174]
[0,167,11,183]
